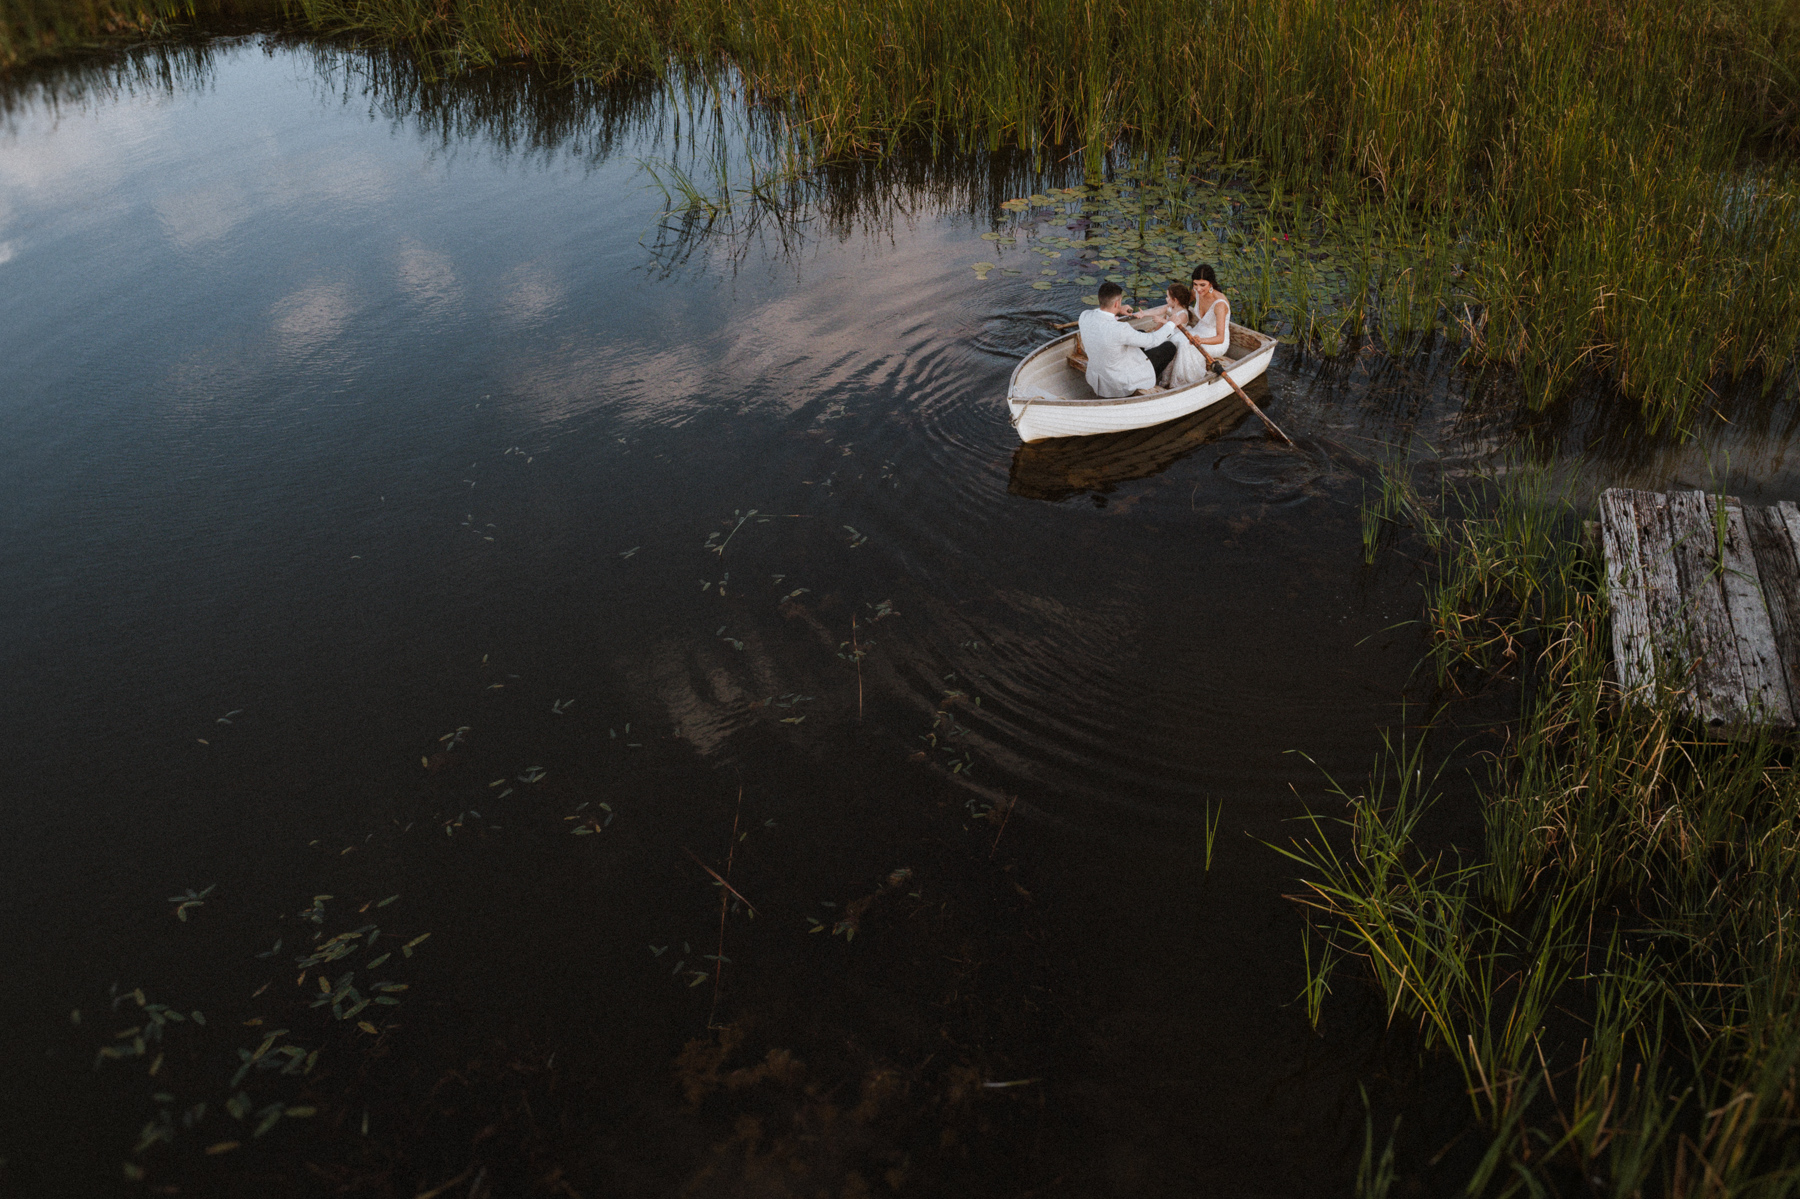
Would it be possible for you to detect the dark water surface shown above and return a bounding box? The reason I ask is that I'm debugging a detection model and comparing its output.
[7,36,1800,1199]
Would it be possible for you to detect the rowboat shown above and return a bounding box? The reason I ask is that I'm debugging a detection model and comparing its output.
[1004,319,1279,444]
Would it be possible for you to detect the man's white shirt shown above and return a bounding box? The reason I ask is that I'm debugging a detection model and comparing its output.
[1077,308,1175,398]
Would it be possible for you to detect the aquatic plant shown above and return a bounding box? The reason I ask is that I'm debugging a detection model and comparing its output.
[1288,463,1800,1192]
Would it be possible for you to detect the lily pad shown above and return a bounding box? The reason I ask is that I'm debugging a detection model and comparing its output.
[1030,281,1053,290]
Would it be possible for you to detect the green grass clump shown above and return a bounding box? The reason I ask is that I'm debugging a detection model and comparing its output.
[1289,466,1800,1193]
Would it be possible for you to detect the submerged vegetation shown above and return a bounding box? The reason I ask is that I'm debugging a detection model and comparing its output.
[1295,465,1800,1193]
[8,0,1799,430]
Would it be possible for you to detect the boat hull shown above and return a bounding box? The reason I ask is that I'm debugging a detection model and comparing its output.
[1004,322,1278,444]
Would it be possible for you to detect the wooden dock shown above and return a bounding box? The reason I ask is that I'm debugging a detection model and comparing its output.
[1599,488,1800,732]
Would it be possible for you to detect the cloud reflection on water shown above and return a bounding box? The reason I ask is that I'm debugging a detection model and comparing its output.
[396,240,461,310]
[271,280,359,357]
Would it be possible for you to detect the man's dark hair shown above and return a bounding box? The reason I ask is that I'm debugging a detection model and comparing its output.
[1096,281,1124,304]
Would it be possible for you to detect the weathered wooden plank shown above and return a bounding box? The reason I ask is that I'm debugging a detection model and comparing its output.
[1774,501,1800,712]
[1628,490,1691,706]
[1665,490,1749,729]
[1598,489,1655,698]
[1718,501,1794,727]
[1743,503,1800,723]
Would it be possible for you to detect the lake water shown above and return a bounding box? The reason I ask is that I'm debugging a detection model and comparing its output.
[5,34,1800,1198]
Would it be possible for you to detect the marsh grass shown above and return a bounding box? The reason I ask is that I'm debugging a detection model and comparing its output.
[1289,463,1800,1193]
[8,0,1800,431]
[257,0,1800,431]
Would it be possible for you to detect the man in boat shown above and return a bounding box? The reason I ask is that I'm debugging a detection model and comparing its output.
[1077,281,1178,398]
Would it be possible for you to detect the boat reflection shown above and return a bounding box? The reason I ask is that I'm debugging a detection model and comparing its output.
[1006,394,1254,502]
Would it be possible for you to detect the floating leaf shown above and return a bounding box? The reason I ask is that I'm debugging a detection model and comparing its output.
[357,1021,378,1034]
[205,1141,240,1155]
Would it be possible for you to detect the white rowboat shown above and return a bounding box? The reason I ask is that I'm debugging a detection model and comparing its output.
[1005,320,1279,443]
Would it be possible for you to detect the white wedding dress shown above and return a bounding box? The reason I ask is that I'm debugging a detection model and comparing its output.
[1168,296,1230,387]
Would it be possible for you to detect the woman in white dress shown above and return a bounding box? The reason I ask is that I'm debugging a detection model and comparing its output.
[1188,263,1232,361]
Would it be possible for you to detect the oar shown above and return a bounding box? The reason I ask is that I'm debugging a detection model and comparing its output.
[1174,321,1294,446]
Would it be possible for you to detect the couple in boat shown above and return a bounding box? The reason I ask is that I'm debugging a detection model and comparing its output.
[1075,265,1231,398]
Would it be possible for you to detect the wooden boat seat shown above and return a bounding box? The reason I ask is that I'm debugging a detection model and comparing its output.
[1067,333,1088,374]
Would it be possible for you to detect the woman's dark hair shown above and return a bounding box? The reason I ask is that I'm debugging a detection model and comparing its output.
[1167,282,1195,309]
[1191,263,1220,290]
